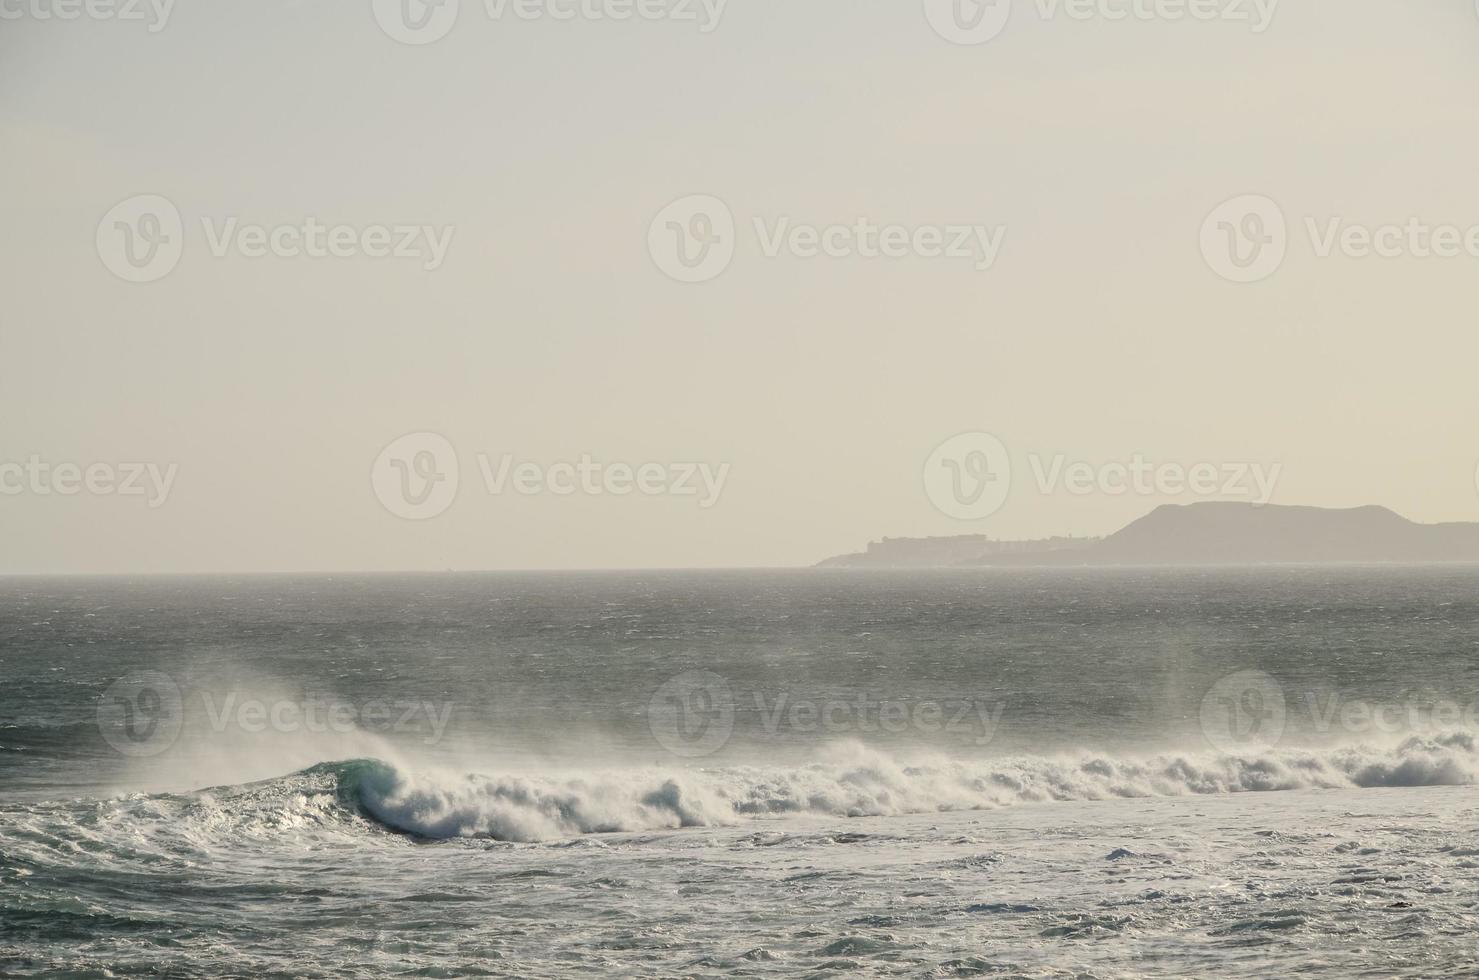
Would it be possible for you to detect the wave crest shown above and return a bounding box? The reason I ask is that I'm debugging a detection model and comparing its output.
[343,734,1479,843]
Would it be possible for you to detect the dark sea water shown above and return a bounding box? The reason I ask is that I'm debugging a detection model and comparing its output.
[3,567,1479,976]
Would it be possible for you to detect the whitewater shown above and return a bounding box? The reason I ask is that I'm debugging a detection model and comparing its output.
[346,734,1479,842]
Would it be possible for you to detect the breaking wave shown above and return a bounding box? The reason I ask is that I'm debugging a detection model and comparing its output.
[340,733,1479,842]
[12,735,1475,853]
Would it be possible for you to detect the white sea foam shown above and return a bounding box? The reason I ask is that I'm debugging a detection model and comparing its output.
[350,733,1479,842]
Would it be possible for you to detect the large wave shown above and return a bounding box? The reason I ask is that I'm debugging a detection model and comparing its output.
[7,734,1476,854]
[341,733,1479,843]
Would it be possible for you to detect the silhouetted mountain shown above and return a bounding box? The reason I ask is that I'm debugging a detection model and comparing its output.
[1095,503,1479,564]
[819,503,1479,567]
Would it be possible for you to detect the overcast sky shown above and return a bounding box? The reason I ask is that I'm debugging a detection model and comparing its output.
[3,0,1479,573]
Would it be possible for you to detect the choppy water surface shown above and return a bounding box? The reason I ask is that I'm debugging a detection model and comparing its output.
[3,568,1479,976]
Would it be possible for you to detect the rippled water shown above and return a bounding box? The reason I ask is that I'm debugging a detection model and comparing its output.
[3,568,1478,976]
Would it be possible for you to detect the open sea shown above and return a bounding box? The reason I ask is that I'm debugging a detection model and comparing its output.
[3,567,1479,977]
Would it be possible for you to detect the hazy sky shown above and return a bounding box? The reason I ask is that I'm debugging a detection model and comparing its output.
[3,0,1479,573]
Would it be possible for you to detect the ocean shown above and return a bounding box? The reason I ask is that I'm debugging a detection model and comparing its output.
[3,567,1478,977]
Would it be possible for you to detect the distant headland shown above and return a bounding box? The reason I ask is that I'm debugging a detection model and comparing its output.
[817,503,1479,568]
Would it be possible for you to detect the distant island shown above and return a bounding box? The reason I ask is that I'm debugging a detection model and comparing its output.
[817,503,1479,567]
